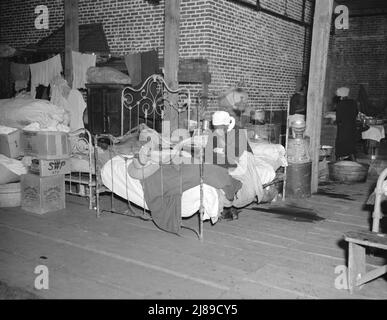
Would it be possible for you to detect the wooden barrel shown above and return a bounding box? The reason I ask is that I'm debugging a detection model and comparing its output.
[0,182,21,207]
[285,162,312,198]
[328,161,369,182]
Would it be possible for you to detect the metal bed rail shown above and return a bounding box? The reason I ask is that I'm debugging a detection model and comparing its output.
[65,128,95,210]
[95,74,206,240]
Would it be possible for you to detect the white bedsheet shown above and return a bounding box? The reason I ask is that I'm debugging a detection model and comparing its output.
[101,148,280,220]
[101,156,222,221]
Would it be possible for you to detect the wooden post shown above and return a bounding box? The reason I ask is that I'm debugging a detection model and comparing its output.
[305,0,334,193]
[164,0,181,132]
[64,0,79,87]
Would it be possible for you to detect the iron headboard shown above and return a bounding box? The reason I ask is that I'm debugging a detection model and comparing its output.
[121,74,192,135]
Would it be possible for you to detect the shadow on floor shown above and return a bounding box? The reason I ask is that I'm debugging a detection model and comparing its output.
[0,281,40,300]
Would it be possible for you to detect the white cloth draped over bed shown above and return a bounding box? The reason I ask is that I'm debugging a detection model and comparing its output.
[101,143,286,220]
[101,156,224,222]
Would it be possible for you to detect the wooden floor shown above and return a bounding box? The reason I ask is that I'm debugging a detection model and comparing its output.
[0,180,386,299]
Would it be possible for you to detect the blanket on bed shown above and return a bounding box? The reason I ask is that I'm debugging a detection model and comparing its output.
[141,164,242,234]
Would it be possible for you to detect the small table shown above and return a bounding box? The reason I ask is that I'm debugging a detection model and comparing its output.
[362,125,385,159]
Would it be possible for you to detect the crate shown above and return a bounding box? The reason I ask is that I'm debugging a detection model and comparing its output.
[21,173,65,214]
[30,158,71,177]
[0,129,22,158]
[22,130,70,160]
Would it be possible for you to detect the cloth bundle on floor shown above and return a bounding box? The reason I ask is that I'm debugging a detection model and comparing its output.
[29,54,63,98]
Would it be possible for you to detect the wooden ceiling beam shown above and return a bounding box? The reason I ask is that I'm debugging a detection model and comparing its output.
[64,0,79,87]
[163,0,181,131]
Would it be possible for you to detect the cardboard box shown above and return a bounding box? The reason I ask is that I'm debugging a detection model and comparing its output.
[30,158,71,177]
[0,129,22,158]
[22,130,70,160]
[21,173,65,214]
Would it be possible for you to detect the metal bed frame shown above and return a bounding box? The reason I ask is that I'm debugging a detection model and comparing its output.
[94,74,206,240]
[65,128,95,210]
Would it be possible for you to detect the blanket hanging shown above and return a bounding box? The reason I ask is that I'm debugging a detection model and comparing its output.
[30,54,63,98]
[71,51,96,89]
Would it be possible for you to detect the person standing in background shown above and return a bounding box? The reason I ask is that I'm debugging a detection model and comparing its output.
[335,87,358,161]
[288,76,307,124]
[218,87,250,127]
[289,77,307,117]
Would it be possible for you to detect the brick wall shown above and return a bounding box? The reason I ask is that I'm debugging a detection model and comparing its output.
[206,0,312,111]
[0,0,312,112]
[327,14,387,110]
[0,0,64,49]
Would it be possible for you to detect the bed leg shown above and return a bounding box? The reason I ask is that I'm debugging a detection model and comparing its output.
[199,209,204,241]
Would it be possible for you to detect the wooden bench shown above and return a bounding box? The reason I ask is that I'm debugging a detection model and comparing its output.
[344,230,387,293]
[344,167,387,293]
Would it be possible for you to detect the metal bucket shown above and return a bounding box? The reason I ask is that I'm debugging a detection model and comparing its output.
[328,161,369,183]
[285,162,312,198]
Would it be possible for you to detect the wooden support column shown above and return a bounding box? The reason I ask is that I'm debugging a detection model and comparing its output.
[164,0,181,132]
[64,0,79,87]
[305,0,334,193]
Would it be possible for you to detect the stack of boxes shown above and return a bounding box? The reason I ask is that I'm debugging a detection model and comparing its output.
[20,130,71,214]
[0,126,23,208]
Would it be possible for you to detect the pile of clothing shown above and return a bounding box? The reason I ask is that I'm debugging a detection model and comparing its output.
[0,96,70,132]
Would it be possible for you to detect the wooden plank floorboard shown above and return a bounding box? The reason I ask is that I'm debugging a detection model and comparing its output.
[214,213,351,255]
[244,264,385,299]
[0,225,228,299]
[219,280,307,299]
[0,209,366,278]
[0,250,135,299]
[1,179,386,299]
